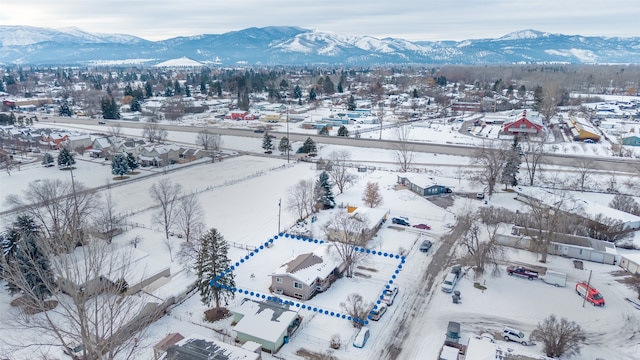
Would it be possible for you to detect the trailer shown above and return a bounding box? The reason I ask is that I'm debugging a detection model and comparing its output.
[542,270,567,287]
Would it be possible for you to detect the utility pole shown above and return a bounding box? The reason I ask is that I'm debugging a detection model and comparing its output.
[278,198,282,234]
[582,269,592,308]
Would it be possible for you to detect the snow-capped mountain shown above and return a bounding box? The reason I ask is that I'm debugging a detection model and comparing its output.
[1,25,639,66]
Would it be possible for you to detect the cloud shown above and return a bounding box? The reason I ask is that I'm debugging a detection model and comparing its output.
[4,0,640,41]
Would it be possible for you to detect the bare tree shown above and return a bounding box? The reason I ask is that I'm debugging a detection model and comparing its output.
[195,129,221,151]
[1,236,155,360]
[149,179,182,240]
[340,293,372,328]
[530,315,586,358]
[538,83,563,122]
[6,178,99,252]
[325,150,356,194]
[142,121,168,143]
[323,212,369,277]
[286,179,315,221]
[609,194,640,215]
[362,182,383,208]
[520,191,572,263]
[472,142,506,196]
[176,192,205,243]
[108,124,123,141]
[522,134,548,186]
[392,125,414,172]
[95,192,123,244]
[457,211,504,277]
[162,96,186,121]
[574,158,594,192]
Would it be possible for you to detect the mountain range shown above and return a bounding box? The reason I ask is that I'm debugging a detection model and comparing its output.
[1,26,639,66]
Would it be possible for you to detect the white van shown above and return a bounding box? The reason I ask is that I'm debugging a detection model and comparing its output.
[353,326,370,348]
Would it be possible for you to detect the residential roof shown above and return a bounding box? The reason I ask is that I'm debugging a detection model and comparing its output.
[165,333,259,360]
[232,298,299,344]
[271,244,343,286]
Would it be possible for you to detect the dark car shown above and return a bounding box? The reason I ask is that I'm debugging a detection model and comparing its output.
[420,240,433,252]
[413,223,431,230]
[392,217,410,226]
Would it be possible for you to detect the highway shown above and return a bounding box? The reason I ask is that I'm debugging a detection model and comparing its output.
[41,116,639,174]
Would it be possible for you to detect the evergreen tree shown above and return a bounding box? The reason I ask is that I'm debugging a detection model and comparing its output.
[126,152,139,172]
[262,132,273,152]
[309,88,317,101]
[299,137,317,154]
[130,98,141,112]
[338,125,349,137]
[196,228,235,308]
[111,153,130,179]
[216,82,222,97]
[59,101,73,117]
[123,84,133,97]
[174,80,182,95]
[15,234,55,299]
[323,75,335,94]
[318,126,329,136]
[337,82,344,93]
[278,137,291,154]
[144,81,153,98]
[315,171,335,209]
[101,96,120,120]
[57,148,75,169]
[347,95,356,111]
[501,138,522,189]
[413,89,419,98]
[293,85,302,99]
[41,152,54,166]
[185,86,191,97]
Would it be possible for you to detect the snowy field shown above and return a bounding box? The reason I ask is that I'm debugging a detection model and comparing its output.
[1,117,640,359]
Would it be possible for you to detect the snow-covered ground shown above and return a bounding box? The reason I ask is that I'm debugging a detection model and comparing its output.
[1,113,640,359]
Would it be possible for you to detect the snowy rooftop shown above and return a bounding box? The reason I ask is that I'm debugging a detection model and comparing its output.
[271,243,343,286]
[167,333,260,360]
[232,298,299,343]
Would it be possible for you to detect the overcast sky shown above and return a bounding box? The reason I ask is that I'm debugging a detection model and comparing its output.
[3,0,639,42]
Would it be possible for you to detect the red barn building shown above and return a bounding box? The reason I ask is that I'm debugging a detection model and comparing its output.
[502,110,543,135]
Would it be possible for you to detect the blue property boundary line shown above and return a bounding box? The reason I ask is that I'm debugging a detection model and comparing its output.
[210,233,406,326]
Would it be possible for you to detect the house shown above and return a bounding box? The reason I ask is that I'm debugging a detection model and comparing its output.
[41,132,70,149]
[63,134,92,151]
[622,135,640,146]
[58,248,171,297]
[180,148,208,162]
[161,333,261,360]
[231,298,302,353]
[270,244,345,300]
[501,110,544,135]
[226,110,256,120]
[89,137,112,157]
[503,227,618,265]
[153,333,184,360]
[139,144,184,167]
[324,206,389,243]
[397,175,452,196]
[565,115,601,142]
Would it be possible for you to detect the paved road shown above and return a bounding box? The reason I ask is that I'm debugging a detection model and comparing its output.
[42,116,639,174]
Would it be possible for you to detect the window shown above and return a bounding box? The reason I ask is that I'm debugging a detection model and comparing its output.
[294,282,303,289]
[275,277,282,283]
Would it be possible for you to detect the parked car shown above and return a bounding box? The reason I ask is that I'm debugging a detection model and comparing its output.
[413,223,431,230]
[98,121,106,125]
[507,265,539,280]
[381,284,399,306]
[502,326,529,345]
[392,218,410,226]
[254,129,265,133]
[353,326,370,348]
[369,303,387,321]
[441,266,462,293]
[419,240,433,253]
[445,321,461,344]
[63,343,84,358]
[476,193,485,200]
[576,281,605,306]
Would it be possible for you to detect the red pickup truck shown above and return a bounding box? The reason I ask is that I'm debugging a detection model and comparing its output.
[507,265,539,280]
